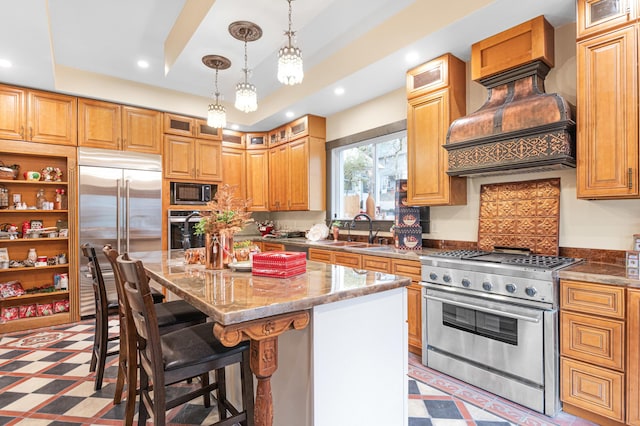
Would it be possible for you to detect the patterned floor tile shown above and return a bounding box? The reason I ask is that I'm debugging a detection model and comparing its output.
[0,320,598,426]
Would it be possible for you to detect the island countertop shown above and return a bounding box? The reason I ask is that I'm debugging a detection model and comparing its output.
[140,250,411,326]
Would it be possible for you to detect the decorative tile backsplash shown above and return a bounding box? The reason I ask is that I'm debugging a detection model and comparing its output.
[477,178,561,256]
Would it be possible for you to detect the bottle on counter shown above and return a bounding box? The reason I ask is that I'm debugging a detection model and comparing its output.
[366,193,375,217]
[60,189,68,210]
[36,189,46,210]
[54,189,62,210]
[27,248,37,263]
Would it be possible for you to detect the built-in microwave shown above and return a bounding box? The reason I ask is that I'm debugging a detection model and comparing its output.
[170,182,215,205]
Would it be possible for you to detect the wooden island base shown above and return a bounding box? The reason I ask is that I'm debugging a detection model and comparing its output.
[214,311,311,426]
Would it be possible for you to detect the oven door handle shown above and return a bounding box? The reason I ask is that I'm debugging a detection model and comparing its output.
[426,295,541,323]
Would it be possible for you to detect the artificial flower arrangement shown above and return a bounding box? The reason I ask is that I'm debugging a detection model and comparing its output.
[194,184,254,238]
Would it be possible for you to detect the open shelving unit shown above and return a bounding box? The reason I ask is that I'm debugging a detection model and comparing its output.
[0,140,78,333]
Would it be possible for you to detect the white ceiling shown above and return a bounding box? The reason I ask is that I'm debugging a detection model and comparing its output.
[0,0,576,132]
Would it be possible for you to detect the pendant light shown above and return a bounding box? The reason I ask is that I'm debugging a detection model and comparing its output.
[229,21,262,113]
[277,0,303,85]
[202,55,231,128]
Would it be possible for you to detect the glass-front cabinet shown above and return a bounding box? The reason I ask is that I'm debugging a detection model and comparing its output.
[578,0,636,39]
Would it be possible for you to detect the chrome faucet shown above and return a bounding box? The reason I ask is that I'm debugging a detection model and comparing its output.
[350,213,379,244]
[182,211,202,250]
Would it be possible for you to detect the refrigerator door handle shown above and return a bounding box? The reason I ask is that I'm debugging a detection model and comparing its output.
[116,179,122,253]
[125,179,131,253]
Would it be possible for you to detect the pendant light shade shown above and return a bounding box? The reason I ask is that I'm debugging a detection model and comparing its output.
[277,0,303,85]
[229,21,262,113]
[202,55,231,128]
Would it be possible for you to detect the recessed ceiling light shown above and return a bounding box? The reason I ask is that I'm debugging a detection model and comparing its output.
[405,51,420,64]
[137,60,149,69]
[0,59,12,68]
[231,124,239,130]
[285,111,294,118]
[334,87,345,96]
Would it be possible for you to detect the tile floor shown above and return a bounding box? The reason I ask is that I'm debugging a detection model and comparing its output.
[0,319,598,425]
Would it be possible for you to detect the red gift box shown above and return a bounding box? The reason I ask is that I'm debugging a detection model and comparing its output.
[252,251,306,278]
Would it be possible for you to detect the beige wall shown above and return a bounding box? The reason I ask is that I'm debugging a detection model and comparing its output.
[326,23,640,251]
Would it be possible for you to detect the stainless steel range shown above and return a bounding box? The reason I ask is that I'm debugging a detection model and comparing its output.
[420,248,582,416]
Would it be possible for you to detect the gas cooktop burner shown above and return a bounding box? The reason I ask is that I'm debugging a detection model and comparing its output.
[430,249,578,271]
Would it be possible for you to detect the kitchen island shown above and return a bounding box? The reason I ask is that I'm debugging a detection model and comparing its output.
[140,251,411,426]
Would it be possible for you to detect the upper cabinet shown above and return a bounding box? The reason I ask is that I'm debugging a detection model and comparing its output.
[577,0,637,39]
[79,98,162,154]
[576,0,639,199]
[406,54,467,206]
[0,85,77,146]
[245,132,268,150]
[163,135,222,182]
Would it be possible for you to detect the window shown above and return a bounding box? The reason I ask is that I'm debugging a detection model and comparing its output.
[331,130,407,220]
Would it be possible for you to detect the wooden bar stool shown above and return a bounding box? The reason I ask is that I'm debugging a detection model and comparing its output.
[117,253,254,426]
[103,245,210,425]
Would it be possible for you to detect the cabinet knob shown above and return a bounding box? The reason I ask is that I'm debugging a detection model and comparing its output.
[19,125,24,139]
[29,127,33,140]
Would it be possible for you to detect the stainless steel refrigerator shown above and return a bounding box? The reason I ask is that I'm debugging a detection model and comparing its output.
[78,147,162,317]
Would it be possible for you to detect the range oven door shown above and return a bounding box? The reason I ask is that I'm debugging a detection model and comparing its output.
[425,285,545,385]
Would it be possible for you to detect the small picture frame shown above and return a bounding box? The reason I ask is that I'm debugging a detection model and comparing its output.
[30,219,43,230]
[12,193,21,205]
[634,234,640,252]
[0,248,8,261]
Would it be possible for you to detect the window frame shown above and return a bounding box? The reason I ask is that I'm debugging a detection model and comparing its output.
[325,119,407,231]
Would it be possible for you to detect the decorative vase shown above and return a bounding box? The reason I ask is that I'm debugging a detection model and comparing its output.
[332,226,339,241]
[205,233,235,269]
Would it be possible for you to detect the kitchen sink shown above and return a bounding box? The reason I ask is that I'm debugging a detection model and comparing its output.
[309,240,368,247]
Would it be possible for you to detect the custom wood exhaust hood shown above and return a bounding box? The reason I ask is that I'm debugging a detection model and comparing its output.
[445,16,576,177]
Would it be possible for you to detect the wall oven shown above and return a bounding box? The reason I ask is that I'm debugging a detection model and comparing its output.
[420,249,582,416]
[168,210,205,251]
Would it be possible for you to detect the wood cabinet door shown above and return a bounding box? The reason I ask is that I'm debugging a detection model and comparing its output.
[407,89,466,206]
[222,147,246,200]
[288,138,309,211]
[163,113,194,137]
[561,280,626,319]
[246,149,270,211]
[577,25,638,199]
[361,255,391,272]
[391,259,422,354]
[195,118,222,140]
[577,0,636,39]
[333,251,361,268]
[560,311,624,370]
[262,242,285,252]
[27,90,77,146]
[78,98,121,149]
[561,357,625,422]
[122,106,162,154]
[628,289,640,425]
[406,283,422,356]
[195,140,222,181]
[0,84,26,140]
[308,248,332,263]
[246,132,268,149]
[269,144,289,210]
[164,135,194,179]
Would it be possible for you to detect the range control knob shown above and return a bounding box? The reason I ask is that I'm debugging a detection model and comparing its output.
[482,281,493,291]
[505,283,517,293]
[429,272,438,281]
[525,286,538,297]
[461,278,471,288]
[443,274,451,283]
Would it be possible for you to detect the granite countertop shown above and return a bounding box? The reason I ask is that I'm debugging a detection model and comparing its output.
[253,236,438,261]
[139,251,411,326]
[559,261,640,288]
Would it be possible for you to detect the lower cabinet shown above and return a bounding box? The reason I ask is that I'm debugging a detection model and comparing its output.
[560,279,630,425]
[308,249,422,355]
[262,242,285,252]
[628,289,640,426]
